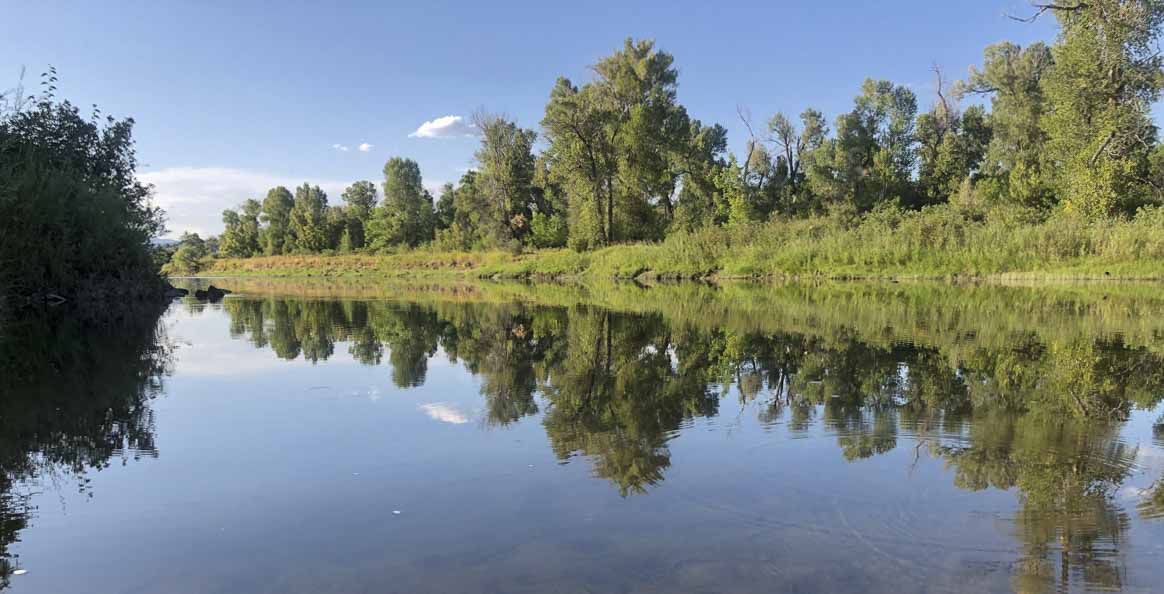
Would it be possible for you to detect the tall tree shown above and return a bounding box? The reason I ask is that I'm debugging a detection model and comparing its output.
[807,79,918,211]
[433,171,488,250]
[1039,0,1164,216]
[767,109,826,214]
[340,180,377,250]
[260,186,294,255]
[960,42,1055,208]
[542,38,695,247]
[289,183,330,252]
[593,38,690,241]
[529,154,570,247]
[542,77,615,250]
[473,112,537,246]
[220,199,263,257]
[917,68,993,203]
[367,157,433,249]
[670,120,728,230]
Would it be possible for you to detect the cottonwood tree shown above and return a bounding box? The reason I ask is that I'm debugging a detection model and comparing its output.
[367,157,434,249]
[473,112,538,247]
[260,186,294,255]
[807,79,918,211]
[289,183,330,252]
[340,180,377,250]
[916,67,993,204]
[1037,0,1164,215]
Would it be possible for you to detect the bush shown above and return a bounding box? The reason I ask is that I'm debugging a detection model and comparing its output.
[0,83,165,307]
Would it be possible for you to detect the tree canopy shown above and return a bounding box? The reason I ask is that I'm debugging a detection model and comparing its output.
[209,12,1164,261]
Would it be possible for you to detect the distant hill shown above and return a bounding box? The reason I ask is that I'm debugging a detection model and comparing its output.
[151,238,180,247]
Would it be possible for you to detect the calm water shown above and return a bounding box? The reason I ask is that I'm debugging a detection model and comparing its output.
[2,280,1164,593]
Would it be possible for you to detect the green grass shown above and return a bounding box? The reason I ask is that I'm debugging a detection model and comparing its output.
[201,204,1164,281]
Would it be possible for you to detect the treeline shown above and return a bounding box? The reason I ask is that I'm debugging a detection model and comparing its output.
[198,3,1164,269]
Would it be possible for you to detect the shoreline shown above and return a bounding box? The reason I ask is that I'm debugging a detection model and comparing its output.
[196,250,1164,283]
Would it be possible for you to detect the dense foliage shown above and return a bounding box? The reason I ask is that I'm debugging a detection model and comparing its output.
[206,5,1164,269]
[0,70,166,307]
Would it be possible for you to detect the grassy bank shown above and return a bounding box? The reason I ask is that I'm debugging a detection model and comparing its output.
[201,205,1164,280]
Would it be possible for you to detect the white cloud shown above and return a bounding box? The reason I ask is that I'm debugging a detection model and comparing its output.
[418,402,470,424]
[139,167,347,239]
[408,115,477,139]
[358,142,374,152]
[332,143,350,152]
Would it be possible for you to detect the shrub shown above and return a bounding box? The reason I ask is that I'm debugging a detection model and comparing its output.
[0,82,165,306]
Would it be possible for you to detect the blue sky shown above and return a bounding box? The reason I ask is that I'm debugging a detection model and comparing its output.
[3,1,1061,237]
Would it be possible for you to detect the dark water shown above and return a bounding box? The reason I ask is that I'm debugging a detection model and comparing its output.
[3,280,1164,594]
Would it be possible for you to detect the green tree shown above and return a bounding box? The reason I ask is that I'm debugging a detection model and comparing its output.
[367,157,434,249]
[1040,1,1164,216]
[219,198,262,257]
[542,77,615,250]
[593,38,691,241]
[289,183,330,252]
[260,186,295,255]
[670,120,728,229]
[541,38,697,248]
[0,77,166,304]
[960,42,1055,208]
[767,109,827,214]
[529,155,569,247]
[167,232,208,274]
[807,79,918,211]
[434,171,488,250]
[917,80,993,205]
[473,113,538,247]
[340,180,377,250]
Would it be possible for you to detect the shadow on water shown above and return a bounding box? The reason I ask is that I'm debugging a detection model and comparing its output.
[0,302,172,586]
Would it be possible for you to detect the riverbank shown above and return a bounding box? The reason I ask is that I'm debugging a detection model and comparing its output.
[199,206,1164,281]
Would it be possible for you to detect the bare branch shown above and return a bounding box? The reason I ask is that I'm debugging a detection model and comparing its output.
[1006,2,1090,24]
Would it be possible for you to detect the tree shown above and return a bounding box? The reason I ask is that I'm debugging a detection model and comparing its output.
[1039,0,1164,216]
[260,186,294,255]
[529,155,569,248]
[542,77,615,250]
[367,157,434,249]
[219,198,262,257]
[541,38,696,248]
[219,209,244,257]
[807,79,918,211]
[766,109,826,214]
[916,68,993,204]
[289,183,330,252]
[0,77,166,304]
[670,120,728,229]
[167,232,208,274]
[340,180,377,250]
[473,112,538,247]
[433,171,487,250]
[959,42,1055,208]
[434,181,457,233]
[593,38,691,241]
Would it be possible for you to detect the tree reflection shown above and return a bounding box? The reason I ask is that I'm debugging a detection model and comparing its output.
[217,293,1164,498]
[0,305,171,586]
[931,417,1135,593]
[212,288,1164,590]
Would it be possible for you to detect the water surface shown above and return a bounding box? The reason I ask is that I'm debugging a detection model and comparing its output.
[2,280,1164,593]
